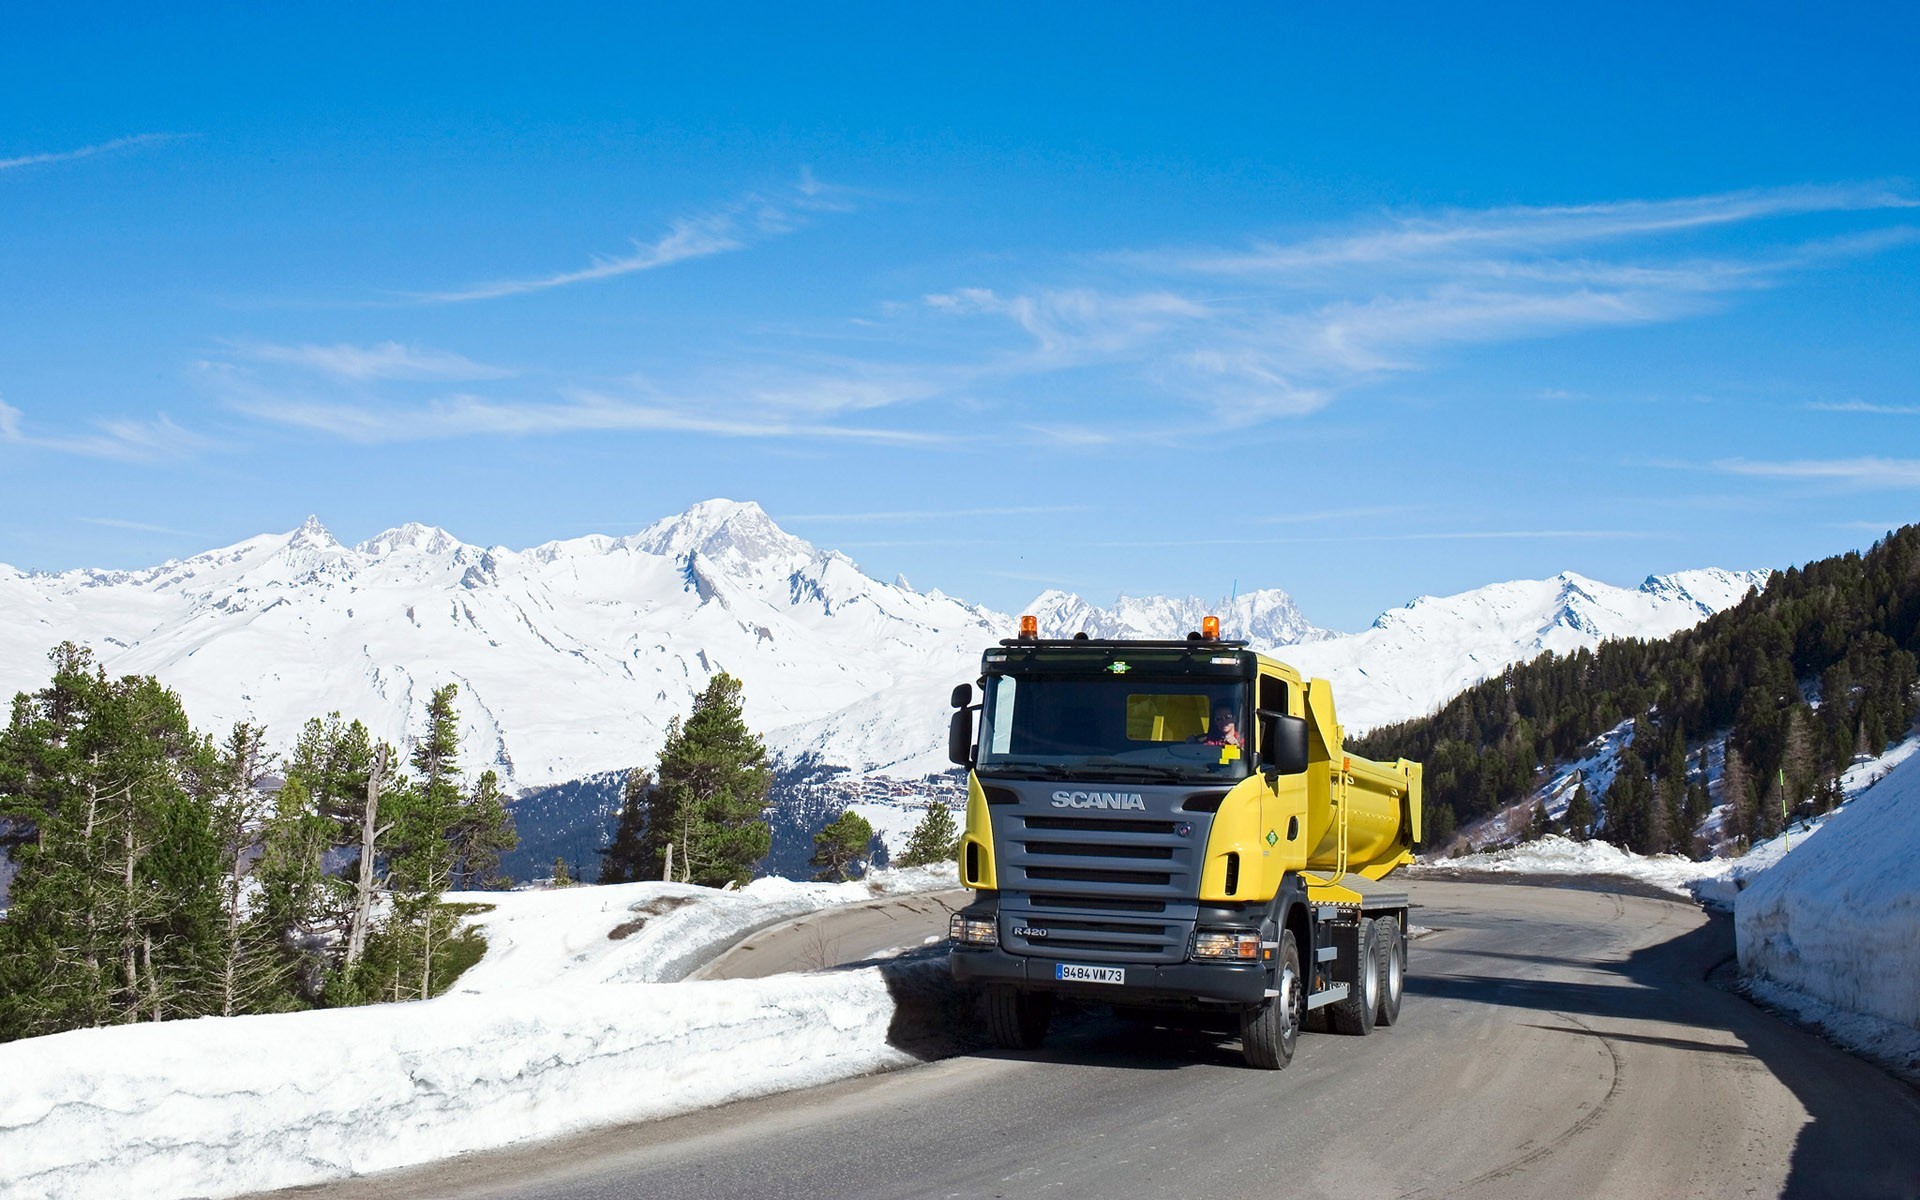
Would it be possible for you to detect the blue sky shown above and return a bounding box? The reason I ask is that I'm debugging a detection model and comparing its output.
[2,4,1917,630]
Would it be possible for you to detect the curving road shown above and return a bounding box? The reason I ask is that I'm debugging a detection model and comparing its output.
[264,880,1920,1200]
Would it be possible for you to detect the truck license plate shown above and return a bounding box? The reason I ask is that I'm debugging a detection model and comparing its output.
[1055,963,1125,985]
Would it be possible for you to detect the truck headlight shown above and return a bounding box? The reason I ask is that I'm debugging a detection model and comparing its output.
[949,913,999,947]
[1192,930,1261,960]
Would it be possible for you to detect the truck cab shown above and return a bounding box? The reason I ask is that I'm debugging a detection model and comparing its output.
[946,620,1422,1069]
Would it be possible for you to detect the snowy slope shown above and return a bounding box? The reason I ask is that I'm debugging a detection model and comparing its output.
[1736,747,1920,1029]
[1282,569,1769,731]
[1029,587,1330,645]
[0,504,1764,831]
[0,501,1007,790]
[0,868,962,1200]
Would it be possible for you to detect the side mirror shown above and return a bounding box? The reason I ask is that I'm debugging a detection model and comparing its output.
[950,682,972,710]
[948,708,974,767]
[1259,712,1309,776]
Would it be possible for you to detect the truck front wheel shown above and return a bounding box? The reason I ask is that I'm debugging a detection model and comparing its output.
[984,986,1053,1050]
[1239,929,1302,1070]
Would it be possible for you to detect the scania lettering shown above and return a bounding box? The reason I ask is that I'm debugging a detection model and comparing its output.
[1050,791,1148,810]
[945,617,1424,1070]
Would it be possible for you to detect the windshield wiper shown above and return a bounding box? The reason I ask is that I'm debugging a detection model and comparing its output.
[1071,761,1194,783]
[979,760,1075,780]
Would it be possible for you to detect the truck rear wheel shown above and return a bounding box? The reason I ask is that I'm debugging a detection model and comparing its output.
[984,986,1053,1050]
[1373,915,1404,1027]
[1239,930,1302,1070]
[1328,920,1378,1036]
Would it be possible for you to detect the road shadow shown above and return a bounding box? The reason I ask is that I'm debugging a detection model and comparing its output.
[873,954,1250,1071]
[1411,893,1920,1198]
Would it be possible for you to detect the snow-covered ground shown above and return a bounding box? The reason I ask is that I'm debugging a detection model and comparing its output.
[1735,741,1920,1032]
[0,865,960,1200]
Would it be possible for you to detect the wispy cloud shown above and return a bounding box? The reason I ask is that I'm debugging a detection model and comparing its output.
[232,340,510,382]
[409,174,853,304]
[1808,399,1920,416]
[919,184,1917,430]
[214,181,1918,451]
[1155,184,1916,278]
[1089,529,1663,548]
[78,517,198,536]
[226,391,942,446]
[0,396,212,462]
[0,132,183,172]
[782,505,1091,522]
[1713,457,1920,488]
[1258,505,1408,524]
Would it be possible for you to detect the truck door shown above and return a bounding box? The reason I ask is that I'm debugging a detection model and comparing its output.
[1259,672,1310,876]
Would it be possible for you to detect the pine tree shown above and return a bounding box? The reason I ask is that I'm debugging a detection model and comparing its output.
[597,768,654,883]
[250,772,334,1001]
[645,674,772,887]
[451,769,517,890]
[1565,784,1593,842]
[207,723,287,1016]
[1722,747,1754,847]
[0,648,226,1036]
[898,798,960,867]
[389,684,464,1000]
[810,810,874,881]
[551,856,572,886]
[282,713,398,990]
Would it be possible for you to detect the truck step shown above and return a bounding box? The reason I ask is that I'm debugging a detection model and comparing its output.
[1305,984,1350,1011]
[1316,945,1338,962]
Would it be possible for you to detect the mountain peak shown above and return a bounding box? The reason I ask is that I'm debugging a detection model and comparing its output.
[356,522,465,558]
[288,515,339,547]
[631,498,814,569]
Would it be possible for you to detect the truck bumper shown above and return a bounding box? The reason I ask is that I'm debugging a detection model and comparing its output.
[949,945,1270,1008]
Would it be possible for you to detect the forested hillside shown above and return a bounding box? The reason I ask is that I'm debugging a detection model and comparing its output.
[1355,525,1920,854]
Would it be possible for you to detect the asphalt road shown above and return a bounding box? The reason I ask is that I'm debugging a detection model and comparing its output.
[266,880,1920,1200]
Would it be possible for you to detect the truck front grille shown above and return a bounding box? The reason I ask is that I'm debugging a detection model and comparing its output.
[994,803,1206,964]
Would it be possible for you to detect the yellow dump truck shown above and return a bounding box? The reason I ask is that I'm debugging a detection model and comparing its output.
[946,619,1423,1069]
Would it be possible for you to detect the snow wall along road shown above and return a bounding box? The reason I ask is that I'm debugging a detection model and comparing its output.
[1735,750,1920,1030]
[0,960,959,1200]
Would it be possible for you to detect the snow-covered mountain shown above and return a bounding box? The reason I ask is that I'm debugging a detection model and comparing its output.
[0,502,1769,854]
[0,501,1005,791]
[1029,588,1330,645]
[1281,568,1769,731]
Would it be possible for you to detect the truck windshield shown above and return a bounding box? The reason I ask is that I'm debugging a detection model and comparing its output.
[975,675,1250,783]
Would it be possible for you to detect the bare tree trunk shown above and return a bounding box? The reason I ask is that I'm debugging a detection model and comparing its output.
[345,745,387,971]
[142,933,161,1021]
[120,812,139,1023]
[223,839,245,1016]
[419,904,434,1001]
[81,768,101,990]
[662,839,673,883]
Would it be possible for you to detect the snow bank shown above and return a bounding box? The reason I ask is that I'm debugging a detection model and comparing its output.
[0,964,949,1200]
[1736,748,1920,1031]
[1406,833,1726,899]
[449,864,959,992]
[0,865,964,1200]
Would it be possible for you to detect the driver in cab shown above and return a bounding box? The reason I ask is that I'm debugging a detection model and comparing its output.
[1192,704,1240,748]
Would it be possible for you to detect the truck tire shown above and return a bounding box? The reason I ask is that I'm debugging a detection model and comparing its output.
[1327,920,1378,1036]
[1373,915,1404,1027]
[1239,929,1302,1070]
[985,986,1053,1050]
